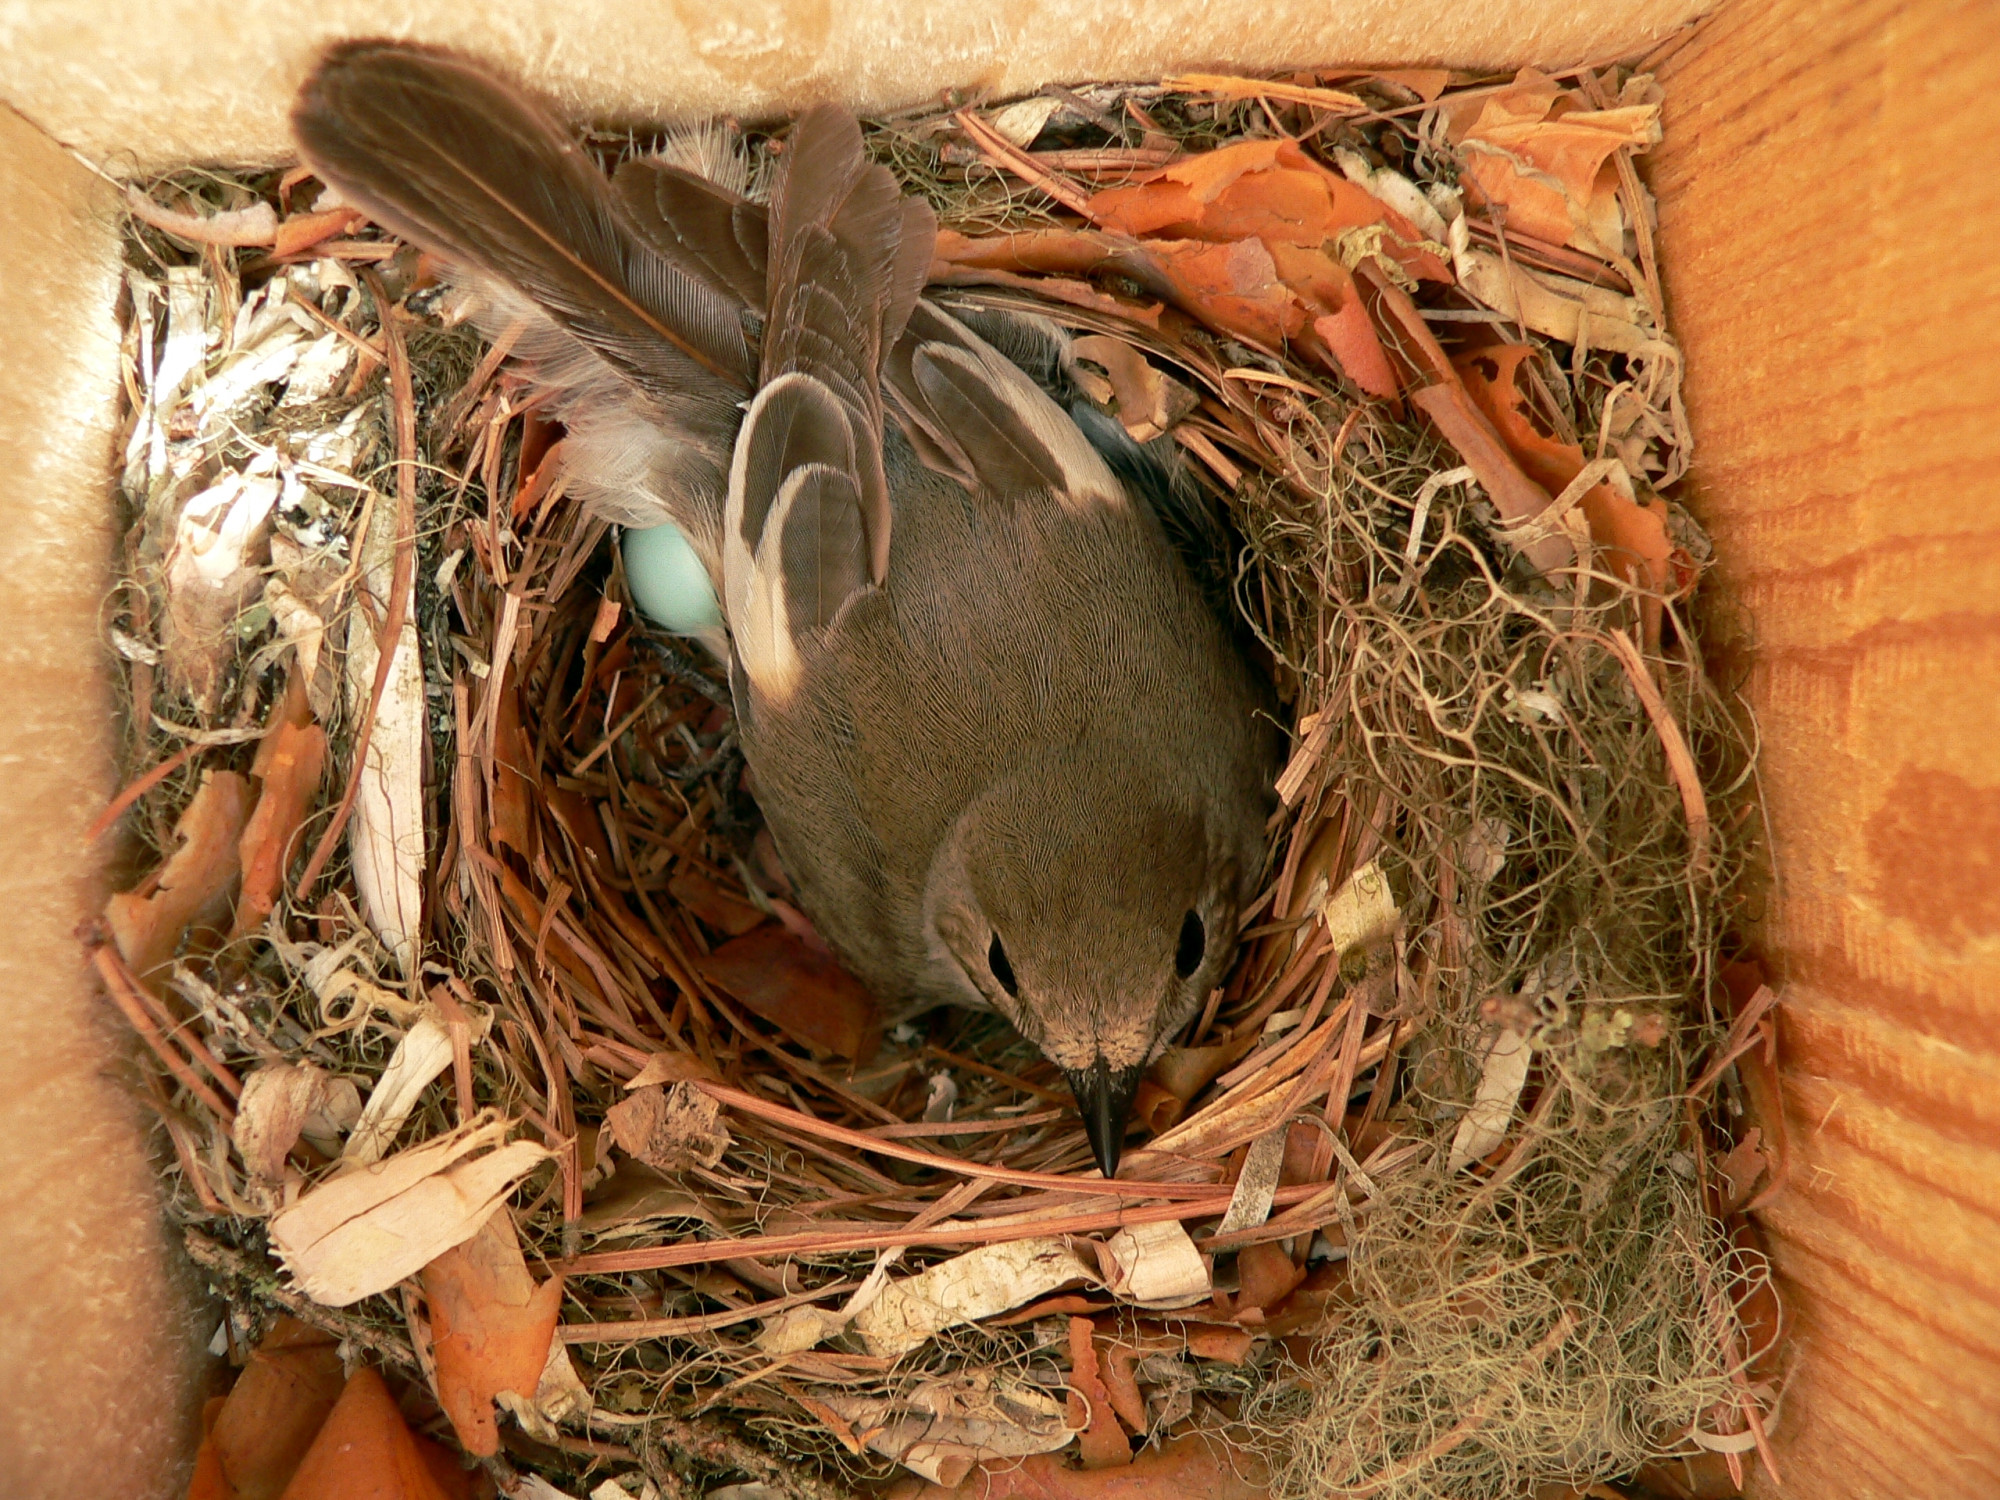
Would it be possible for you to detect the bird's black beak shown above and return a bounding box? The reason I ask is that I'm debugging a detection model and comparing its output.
[1063,1059,1146,1179]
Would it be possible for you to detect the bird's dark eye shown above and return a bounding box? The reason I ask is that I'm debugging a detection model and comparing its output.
[1175,910,1206,978]
[988,931,1019,997]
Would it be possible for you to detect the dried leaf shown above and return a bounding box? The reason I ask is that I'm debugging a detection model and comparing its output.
[269,1117,552,1306]
[605,1081,730,1174]
[1234,1241,1305,1313]
[1148,1038,1253,1106]
[1447,1027,1532,1170]
[163,467,283,712]
[1715,1127,1772,1216]
[186,1318,345,1500]
[988,97,1063,148]
[1214,1128,1286,1234]
[496,1336,594,1444]
[1454,248,1656,355]
[346,494,425,973]
[576,1166,739,1242]
[420,1209,564,1457]
[275,1367,451,1500]
[105,768,250,978]
[1100,1220,1209,1309]
[854,1238,1098,1356]
[696,926,881,1061]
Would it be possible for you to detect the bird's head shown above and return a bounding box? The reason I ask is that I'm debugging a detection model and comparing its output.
[921,746,1261,1177]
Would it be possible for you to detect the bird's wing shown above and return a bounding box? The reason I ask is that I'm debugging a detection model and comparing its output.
[723,106,932,702]
[611,157,770,311]
[292,40,754,538]
[885,303,1125,514]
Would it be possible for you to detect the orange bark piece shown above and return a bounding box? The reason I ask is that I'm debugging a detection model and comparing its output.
[1456,343,1673,637]
[185,1318,346,1500]
[896,1434,1268,1499]
[1179,1323,1257,1363]
[488,684,534,857]
[277,1367,453,1500]
[1455,69,1657,253]
[1144,237,1301,350]
[106,768,251,977]
[668,866,769,937]
[1094,1334,1150,1435]
[1235,1241,1306,1313]
[696,925,882,1061]
[419,1209,563,1458]
[1352,263,1572,576]
[1065,1315,1132,1469]
[1266,234,1405,395]
[1313,299,1399,398]
[1371,69,1453,103]
[235,676,328,936]
[1454,345,1582,494]
[273,207,363,259]
[932,226,1136,277]
[1087,139,1443,268]
[987,1292,1113,1327]
[412,1438,480,1500]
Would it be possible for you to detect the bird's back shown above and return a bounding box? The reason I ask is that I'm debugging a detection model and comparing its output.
[744,429,1275,1012]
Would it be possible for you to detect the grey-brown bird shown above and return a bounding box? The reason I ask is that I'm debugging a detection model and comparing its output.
[294,42,1280,1176]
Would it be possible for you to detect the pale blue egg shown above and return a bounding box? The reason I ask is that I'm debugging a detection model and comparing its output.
[623,523,722,636]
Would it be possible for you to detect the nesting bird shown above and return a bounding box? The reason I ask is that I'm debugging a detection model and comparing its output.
[294,43,1280,1176]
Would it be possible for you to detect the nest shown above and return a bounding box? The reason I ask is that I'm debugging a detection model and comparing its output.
[98,47,1787,1500]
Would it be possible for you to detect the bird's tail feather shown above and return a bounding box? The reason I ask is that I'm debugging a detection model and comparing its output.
[292,39,756,545]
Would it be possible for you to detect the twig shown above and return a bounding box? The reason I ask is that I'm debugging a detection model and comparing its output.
[695,1080,1221,1199]
[560,1183,1341,1276]
[84,743,195,844]
[953,109,1095,216]
[1603,627,1711,876]
[183,1228,418,1369]
[92,945,236,1125]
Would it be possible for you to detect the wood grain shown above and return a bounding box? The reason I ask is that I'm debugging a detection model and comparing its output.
[1653,3,2000,1496]
[0,107,216,1497]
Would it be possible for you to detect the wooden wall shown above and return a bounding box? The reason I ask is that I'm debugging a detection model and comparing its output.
[1653,2,2000,1495]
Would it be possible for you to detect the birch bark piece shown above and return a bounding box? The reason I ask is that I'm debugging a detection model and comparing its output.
[852,1238,1097,1356]
[345,492,424,973]
[1102,1219,1211,1308]
[269,1119,551,1305]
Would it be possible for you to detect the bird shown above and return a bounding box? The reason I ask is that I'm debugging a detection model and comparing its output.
[293,41,1281,1177]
